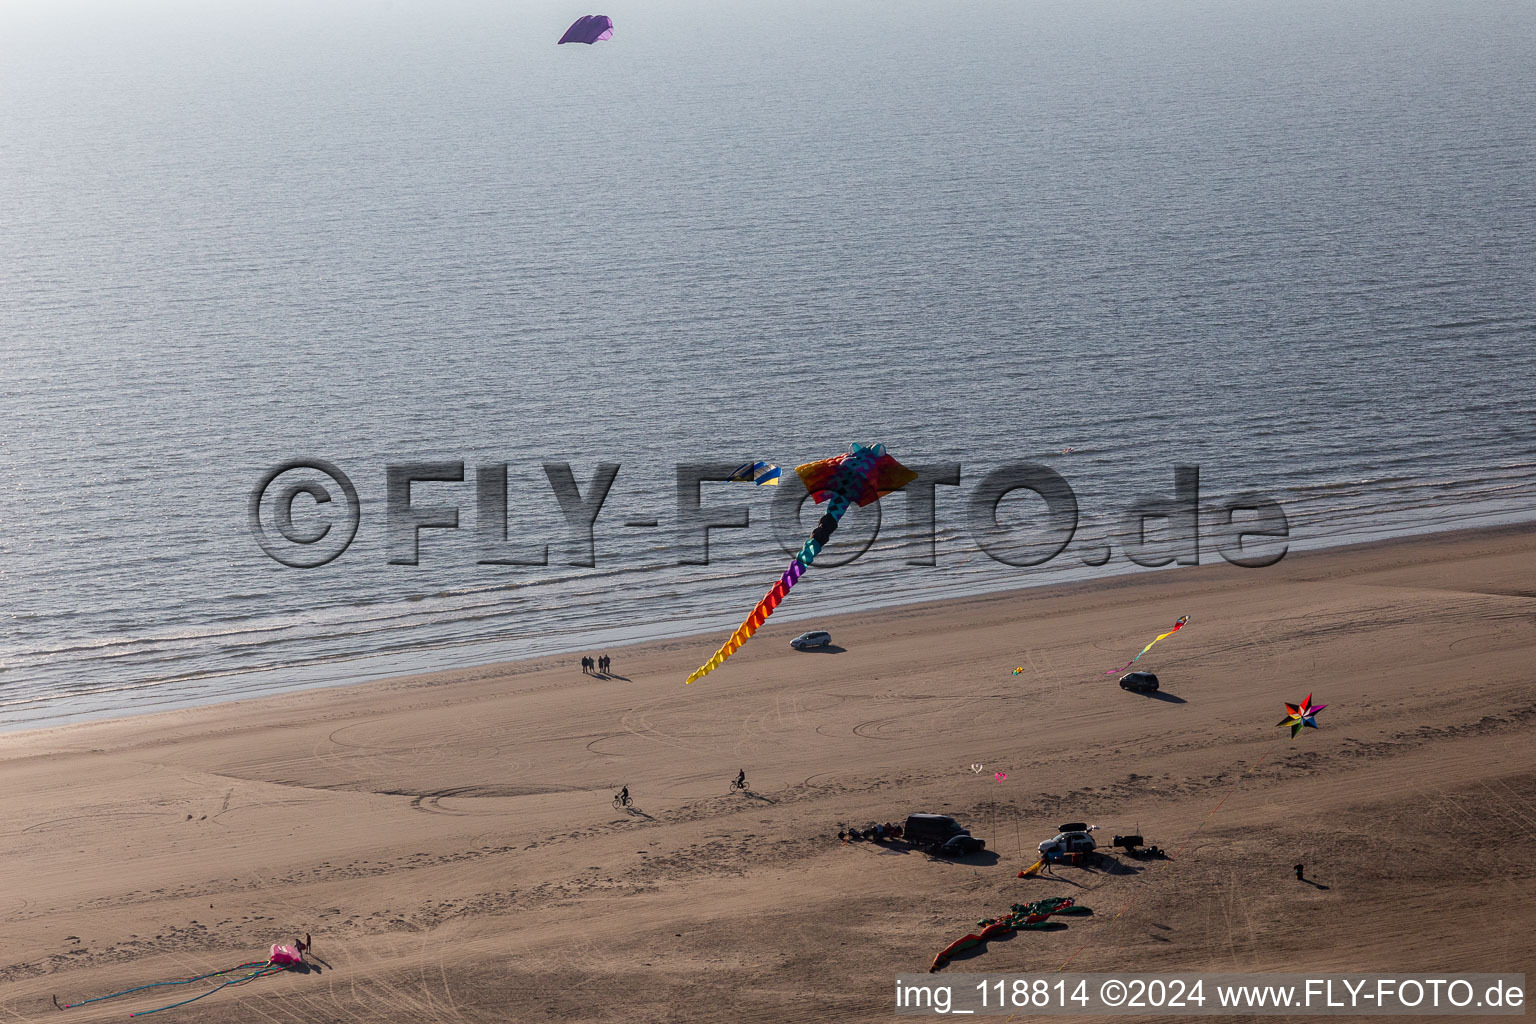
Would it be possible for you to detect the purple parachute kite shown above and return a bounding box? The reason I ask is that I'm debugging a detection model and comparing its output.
[558,15,614,44]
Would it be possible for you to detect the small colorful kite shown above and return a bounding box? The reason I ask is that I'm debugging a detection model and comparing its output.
[558,14,614,44]
[727,460,781,486]
[1276,694,1327,738]
[1103,615,1189,675]
[685,442,916,684]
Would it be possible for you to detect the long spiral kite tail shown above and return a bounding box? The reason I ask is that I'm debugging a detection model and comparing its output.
[685,497,848,683]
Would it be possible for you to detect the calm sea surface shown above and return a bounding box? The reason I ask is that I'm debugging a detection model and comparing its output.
[2,0,1534,730]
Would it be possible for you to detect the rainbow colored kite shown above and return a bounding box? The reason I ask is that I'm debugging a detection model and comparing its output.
[1276,694,1326,738]
[685,443,916,684]
[1103,615,1189,675]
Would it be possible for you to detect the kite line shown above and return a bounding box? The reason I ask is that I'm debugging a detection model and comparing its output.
[58,946,300,1017]
[1052,742,1280,971]
[1054,693,1330,969]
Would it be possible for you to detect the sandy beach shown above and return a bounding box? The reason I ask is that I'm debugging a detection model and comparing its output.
[3,525,1533,1022]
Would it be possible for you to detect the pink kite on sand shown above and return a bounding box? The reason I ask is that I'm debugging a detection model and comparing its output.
[268,944,304,966]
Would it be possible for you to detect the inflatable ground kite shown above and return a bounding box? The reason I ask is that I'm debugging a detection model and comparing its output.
[930,897,1089,972]
[685,442,916,684]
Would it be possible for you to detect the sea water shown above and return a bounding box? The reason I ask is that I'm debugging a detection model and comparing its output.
[2,0,1533,729]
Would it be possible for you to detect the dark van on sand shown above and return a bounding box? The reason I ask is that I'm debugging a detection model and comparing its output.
[1118,671,1159,693]
[904,813,986,856]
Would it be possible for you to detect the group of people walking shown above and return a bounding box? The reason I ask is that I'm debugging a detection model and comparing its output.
[581,654,612,675]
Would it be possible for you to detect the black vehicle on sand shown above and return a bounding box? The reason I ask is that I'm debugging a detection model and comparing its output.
[1119,671,1160,693]
[905,813,986,856]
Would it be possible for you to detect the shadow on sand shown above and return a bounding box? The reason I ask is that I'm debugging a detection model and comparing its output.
[1090,856,1147,876]
[933,848,1001,867]
[1131,689,1187,704]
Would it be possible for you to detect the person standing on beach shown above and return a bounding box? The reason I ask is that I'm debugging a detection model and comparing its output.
[581,656,591,674]
[1295,863,1305,881]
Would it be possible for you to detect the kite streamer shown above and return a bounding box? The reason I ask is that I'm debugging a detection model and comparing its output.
[1102,615,1189,675]
[685,443,916,684]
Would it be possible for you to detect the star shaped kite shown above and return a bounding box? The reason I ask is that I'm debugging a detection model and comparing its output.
[1276,694,1327,739]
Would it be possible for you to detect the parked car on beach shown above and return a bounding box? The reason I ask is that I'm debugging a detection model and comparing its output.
[791,631,832,650]
[1038,829,1097,858]
[1118,671,1160,693]
[905,813,985,855]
